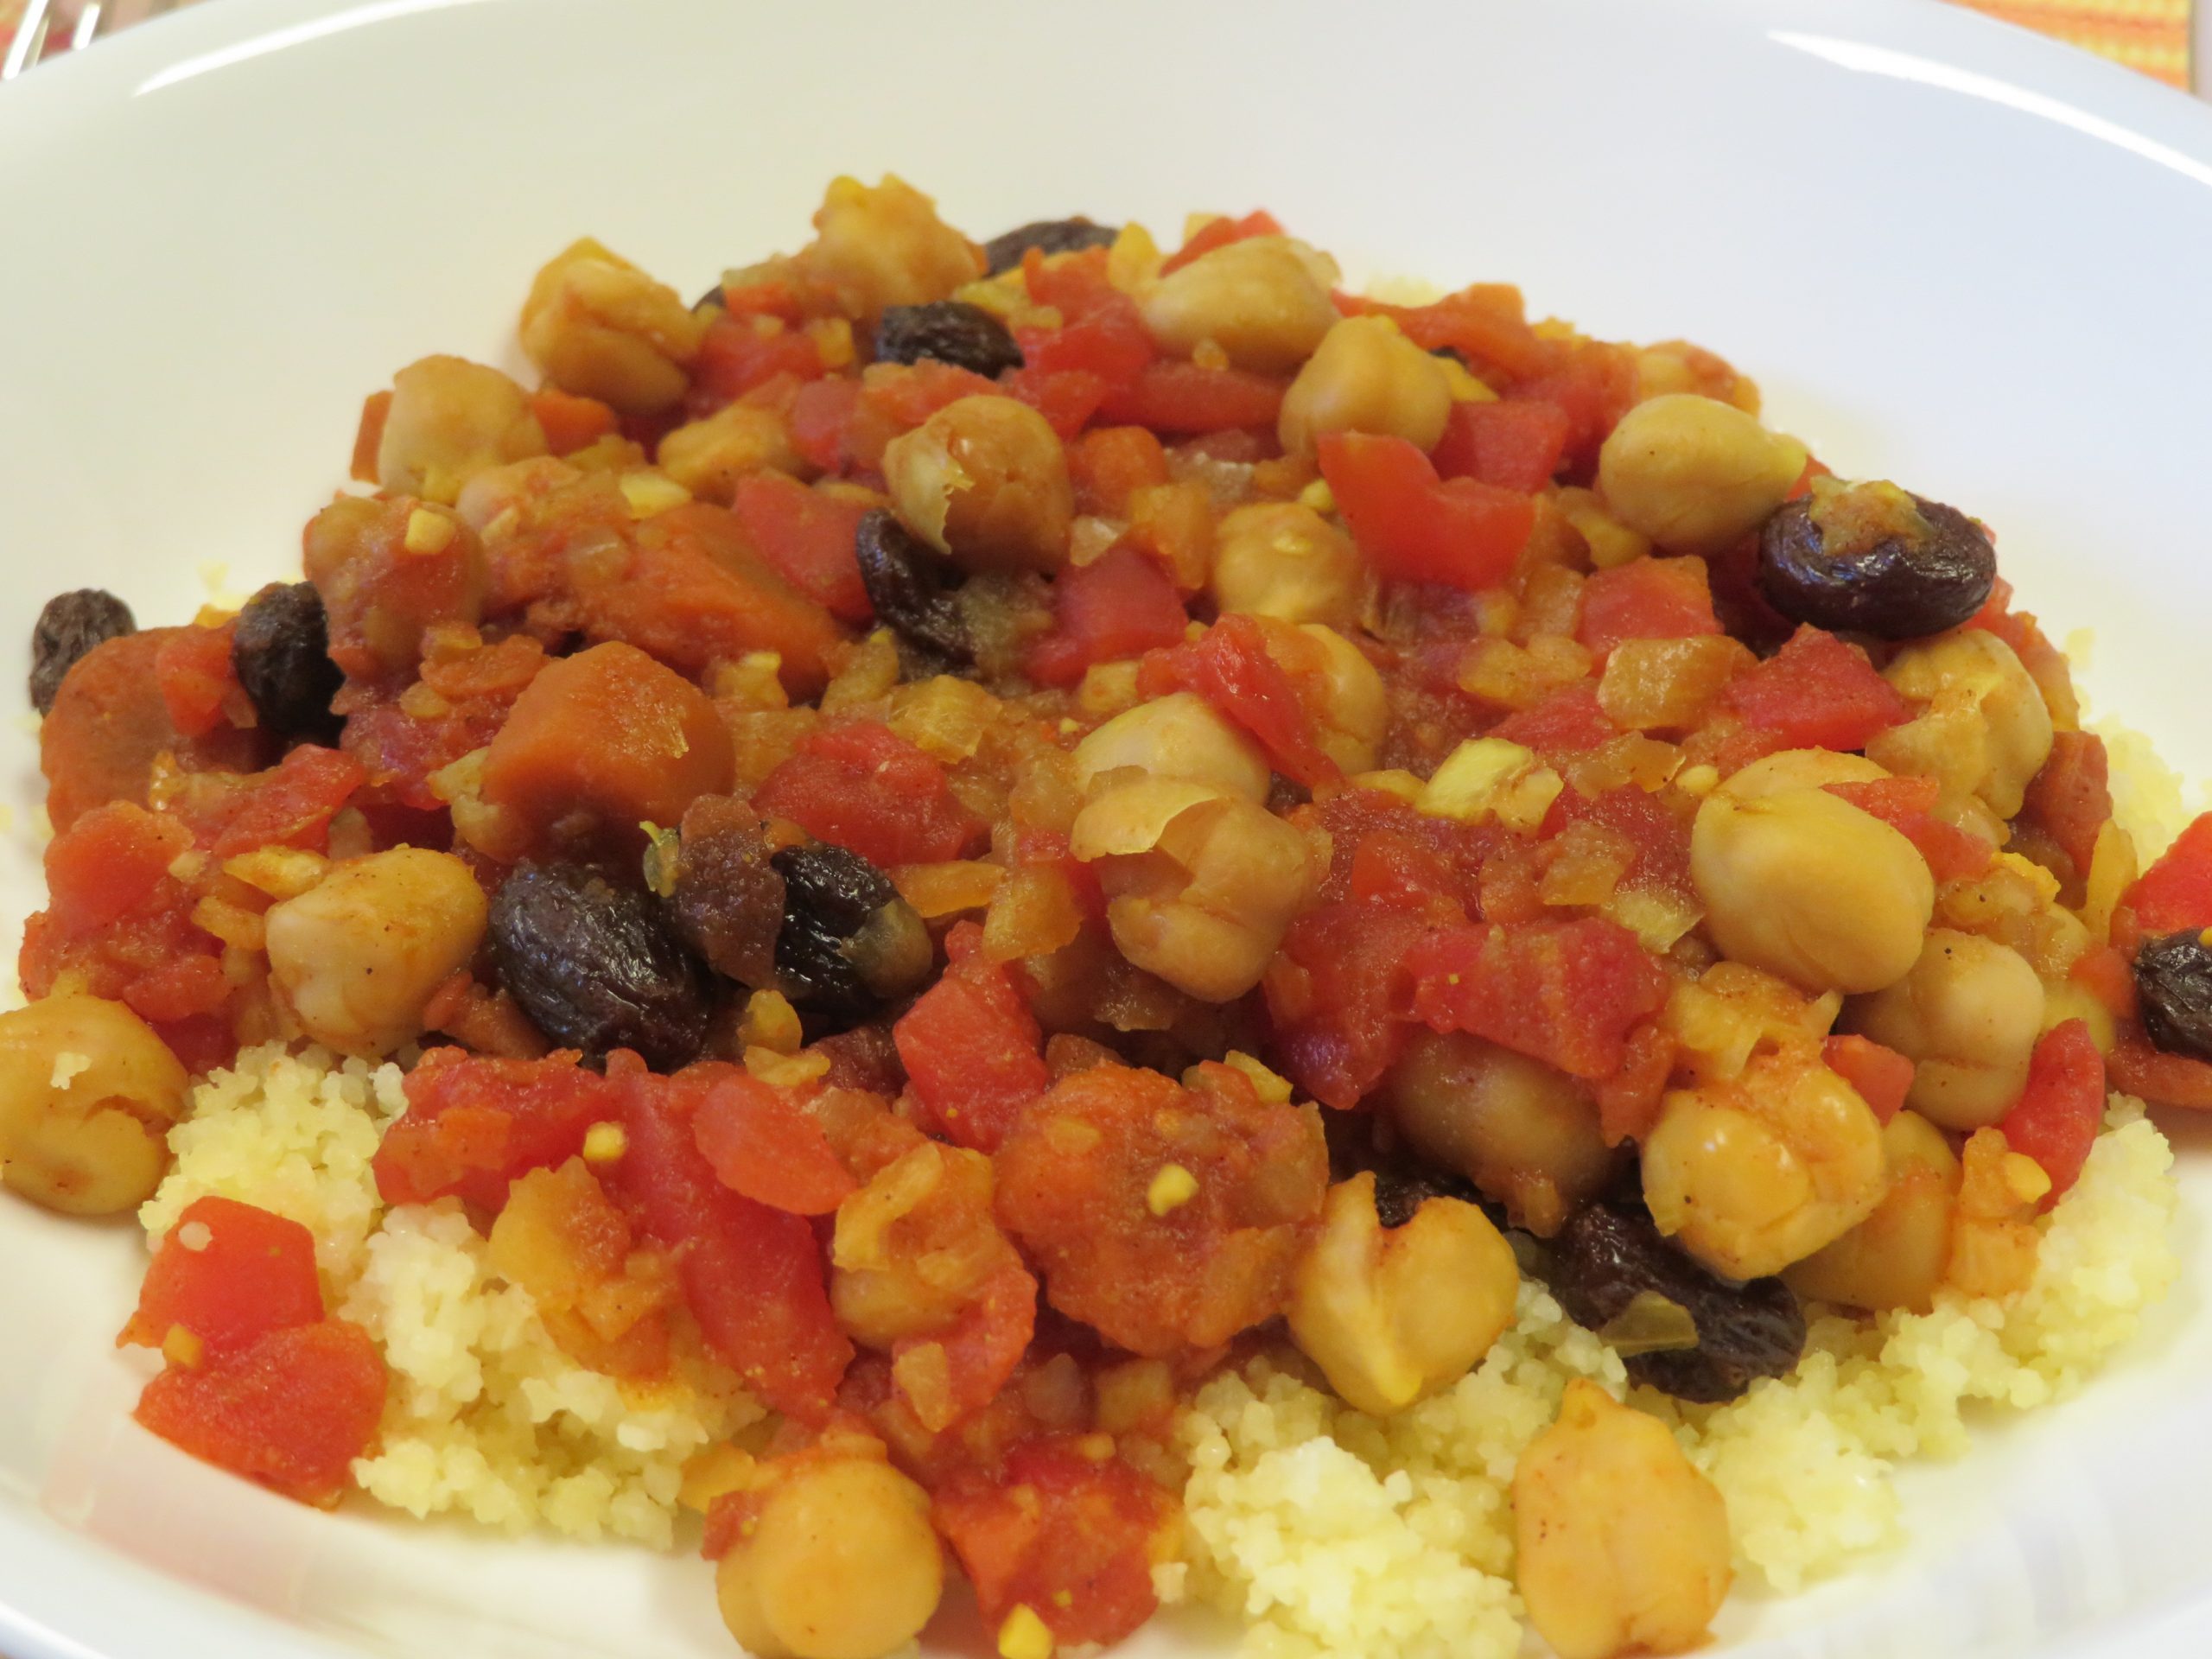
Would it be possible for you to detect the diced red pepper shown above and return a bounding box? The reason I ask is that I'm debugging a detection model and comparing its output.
[1825,776,1993,883]
[1821,1034,1915,1124]
[2000,1020,2105,1202]
[2126,812,2212,935]
[1721,626,1910,753]
[372,1049,616,1208]
[135,1319,386,1506]
[1409,918,1669,1080]
[1429,399,1571,493]
[1576,557,1721,658]
[893,922,1049,1153]
[1318,431,1535,592]
[1094,360,1290,433]
[1137,613,1338,786]
[1026,546,1189,688]
[1158,209,1283,276]
[122,1197,326,1355]
[753,721,986,868]
[691,1073,856,1217]
[728,473,873,626]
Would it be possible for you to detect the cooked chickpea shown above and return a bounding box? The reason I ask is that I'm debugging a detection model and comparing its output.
[1140,235,1342,373]
[1209,501,1363,627]
[795,174,982,320]
[376,355,548,505]
[1071,780,1319,1001]
[1382,1031,1618,1236]
[1716,746,1891,801]
[519,237,706,416]
[1072,692,1271,802]
[1277,315,1453,457]
[1870,629,2055,832]
[0,995,188,1216]
[1785,1109,1961,1313]
[1595,393,1808,555]
[265,848,490,1058]
[1514,1379,1732,1659]
[1287,1173,1519,1416]
[715,1453,944,1659]
[657,402,806,503]
[882,394,1073,575]
[1641,1050,1889,1279]
[1278,622,1389,776]
[1847,928,2044,1129]
[1691,782,1933,995]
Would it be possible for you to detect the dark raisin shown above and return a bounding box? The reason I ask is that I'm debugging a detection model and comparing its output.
[855,509,974,667]
[1548,1202,1806,1403]
[1758,480,1996,639]
[2134,929,2212,1062]
[981,217,1119,276]
[1370,1163,1486,1230]
[489,862,711,1071]
[29,589,134,715]
[771,842,931,1018]
[669,797,786,988]
[232,582,346,743]
[873,301,1025,378]
[1429,345,1469,366]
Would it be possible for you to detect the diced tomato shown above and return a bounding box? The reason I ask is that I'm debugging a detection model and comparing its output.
[1000,367,1110,439]
[611,1062,851,1420]
[728,473,872,626]
[2109,1035,2212,1110]
[154,622,244,740]
[894,922,1049,1153]
[894,1259,1038,1433]
[1429,399,1571,493]
[1821,1034,1914,1124]
[691,1073,856,1216]
[530,388,619,456]
[933,1436,1179,1646]
[1409,918,1669,1080]
[1015,259,1154,390]
[372,1049,616,1208]
[1489,683,1618,759]
[1158,208,1283,276]
[1576,557,1720,658]
[2020,731,2113,879]
[1319,431,1534,592]
[37,800,189,935]
[1825,776,1993,882]
[122,1197,324,1355]
[2126,812,2212,934]
[1068,426,1172,517]
[1335,285,1554,383]
[172,745,366,859]
[2001,1020,2104,1202]
[135,1319,386,1506]
[1094,360,1290,433]
[125,955,232,1024]
[1505,340,1638,476]
[753,721,986,868]
[1720,626,1909,753]
[692,315,826,406]
[1137,613,1338,786]
[790,375,862,474]
[1026,546,1189,688]
[861,359,1003,429]
[1268,902,1431,1109]
[1595,1020,1676,1145]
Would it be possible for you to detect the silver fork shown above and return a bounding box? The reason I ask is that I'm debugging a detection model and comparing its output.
[3,0,172,80]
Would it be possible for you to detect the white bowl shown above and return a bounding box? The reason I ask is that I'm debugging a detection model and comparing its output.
[4,1,2212,1655]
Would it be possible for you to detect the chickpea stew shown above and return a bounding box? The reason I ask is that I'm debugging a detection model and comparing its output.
[3,175,2191,1659]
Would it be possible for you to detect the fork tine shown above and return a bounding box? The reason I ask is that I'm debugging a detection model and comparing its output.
[69,2,103,51]
[2,0,57,80]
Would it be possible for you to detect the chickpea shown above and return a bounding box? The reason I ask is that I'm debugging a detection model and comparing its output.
[1690,782,1933,995]
[795,174,982,321]
[1514,1379,1732,1659]
[1139,235,1342,373]
[519,237,706,416]
[1595,392,1808,555]
[1847,928,2044,1130]
[657,402,806,503]
[1641,1049,1889,1278]
[0,995,188,1216]
[882,394,1073,575]
[1277,315,1453,457]
[1072,692,1271,803]
[265,848,490,1058]
[715,1453,944,1659]
[1716,746,1891,802]
[1208,501,1363,628]
[1274,621,1389,776]
[1382,1031,1617,1236]
[376,355,548,506]
[1071,780,1319,1001]
[1869,629,2055,833]
[1287,1173,1519,1415]
[1785,1109,1961,1313]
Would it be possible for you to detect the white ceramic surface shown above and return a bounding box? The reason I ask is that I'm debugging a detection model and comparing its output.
[3,1,2212,1656]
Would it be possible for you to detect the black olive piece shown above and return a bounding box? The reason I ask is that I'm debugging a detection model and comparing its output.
[29,588,134,715]
[981,217,1120,276]
[855,509,975,666]
[873,301,1025,378]
[1757,483,1996,640]
[770,842,932,1018]
[489,862,712,1071]
[2134,929,2212,1062]
[232,582,346,743]
[1548,1201,1806,1403]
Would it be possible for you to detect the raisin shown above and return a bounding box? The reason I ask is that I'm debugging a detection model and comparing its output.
[2134,929,2212,1062]
[1758,480,1996,640]
[668,797,786,988]
[855,509,974,668]
[232,582,346,743]
[981,217,1120,276]
[873,301,1024,378]
[1548,1201,1806,1403]
[771,842,931,1018]
[489,862,711,1071]
[29,588,134,715]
